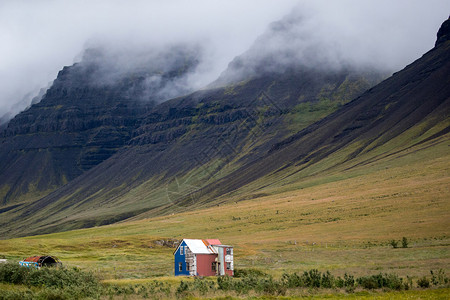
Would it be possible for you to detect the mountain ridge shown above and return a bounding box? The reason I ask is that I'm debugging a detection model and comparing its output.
[0,45,201,205]
[0,18,448,239]
[0,66,381,237]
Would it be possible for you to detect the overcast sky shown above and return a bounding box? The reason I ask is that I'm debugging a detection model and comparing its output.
[0,0,448,118]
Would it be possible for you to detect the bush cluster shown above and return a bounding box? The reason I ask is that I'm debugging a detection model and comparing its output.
[357,273,404,290]
[1,263,448,299]
[177,269,422,296]
[0,262,100,299]
[281,270,409,291]
[389,237,409,248]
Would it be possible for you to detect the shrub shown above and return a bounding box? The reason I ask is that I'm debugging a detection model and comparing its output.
[0,263,101,299]
[256,277,286,295]
[0,263,28,284]
[0,289,36,300]
[357,274,381,289]
[404,276,413,290]
[191,277,213,294]
[339,273,356,292]
[390,240,398,248]
[176,280,189,294]
[281,272,304,288]
[344,273,355,288]
[302,269,322,288]
[357,273,405,290]
[217,275,234,291]
[402,237,408,248]
[320,270,335,288]
[430,269,449,286]
[335,276,344,288]
[230,278,251,295]
[384,273,404,290]
[240,274,261,290]
[417,276,430,288]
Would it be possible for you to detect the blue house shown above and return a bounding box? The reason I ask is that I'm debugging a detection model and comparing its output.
[174,239,191,276]
[174,239,234,276]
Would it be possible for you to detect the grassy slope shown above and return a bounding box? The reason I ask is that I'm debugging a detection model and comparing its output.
[0,74,378,238]
[0,133,448,281]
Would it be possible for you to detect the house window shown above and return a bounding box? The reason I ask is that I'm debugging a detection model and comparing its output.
[178,262,183,272]
[180,246,184,255]
[211,262,216,271]
[226,262,231,270]
[226,248,232,255]
[186,263,190,271]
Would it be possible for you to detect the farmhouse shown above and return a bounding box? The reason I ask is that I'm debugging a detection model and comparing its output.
[174,239,233,276]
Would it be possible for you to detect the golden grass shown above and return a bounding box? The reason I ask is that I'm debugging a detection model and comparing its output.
[0,138,448,281]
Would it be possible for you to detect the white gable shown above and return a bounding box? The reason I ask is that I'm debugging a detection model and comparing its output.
[184,239,215,254]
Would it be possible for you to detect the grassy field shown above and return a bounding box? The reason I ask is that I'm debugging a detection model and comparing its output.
[0,136,448,299]
[0,141,448,280]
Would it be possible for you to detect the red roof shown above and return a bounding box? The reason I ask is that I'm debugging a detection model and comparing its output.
[23,256,42,262]
[204,239,221,245]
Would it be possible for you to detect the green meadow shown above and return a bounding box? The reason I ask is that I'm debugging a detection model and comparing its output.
[0,134,449,298]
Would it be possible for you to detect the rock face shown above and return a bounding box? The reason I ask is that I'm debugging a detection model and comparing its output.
[1,17,447,238]
[195,20,450,199]
[6,16,448,240]
[0,46,199,205]
[435,17,450,46]
[0,61,382,236]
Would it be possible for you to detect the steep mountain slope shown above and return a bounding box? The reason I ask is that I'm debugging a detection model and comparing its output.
[0,67,380,237]
[0,10,389,237]
[190,18,450,201]
[0,46,200,205]
[3,17,447,239]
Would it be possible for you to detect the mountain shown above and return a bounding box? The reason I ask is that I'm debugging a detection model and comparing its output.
[2,18,448,239]
[0,45,200,206]
[0,49,383,237]
[0,65,380,237]
[196,18,450,200]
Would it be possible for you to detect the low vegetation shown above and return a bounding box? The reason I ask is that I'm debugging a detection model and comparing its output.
[0,262,448,299]
[0,129,447,299]
[0,263,100,299]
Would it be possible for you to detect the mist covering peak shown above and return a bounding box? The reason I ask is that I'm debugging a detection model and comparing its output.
[213,8,361,86]
[70,43,203,103]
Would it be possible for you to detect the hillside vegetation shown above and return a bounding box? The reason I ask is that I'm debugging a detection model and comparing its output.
[0,133,448,299]
[0,134,448,280]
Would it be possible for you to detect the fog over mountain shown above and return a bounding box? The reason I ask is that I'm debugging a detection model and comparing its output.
[0,0,448,122]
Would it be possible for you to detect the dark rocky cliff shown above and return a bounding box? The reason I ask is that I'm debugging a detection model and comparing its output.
[0,47,199,205]
[1,18,447,238]
[0,63,383,236]
[435,16,450,46]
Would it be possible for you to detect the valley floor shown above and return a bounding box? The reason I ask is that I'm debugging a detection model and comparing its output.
[0,135,448,299]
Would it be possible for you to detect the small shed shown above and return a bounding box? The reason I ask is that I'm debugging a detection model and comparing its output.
[19,256,61,268]
[174,239,233,276]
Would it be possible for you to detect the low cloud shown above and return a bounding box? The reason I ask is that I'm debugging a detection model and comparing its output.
[76,43,203,103]
[217,0,450,84]
[0,0,448,122]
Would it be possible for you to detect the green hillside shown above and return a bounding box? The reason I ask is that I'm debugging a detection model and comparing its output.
[0,136,448,282]
[0,68,381,238]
